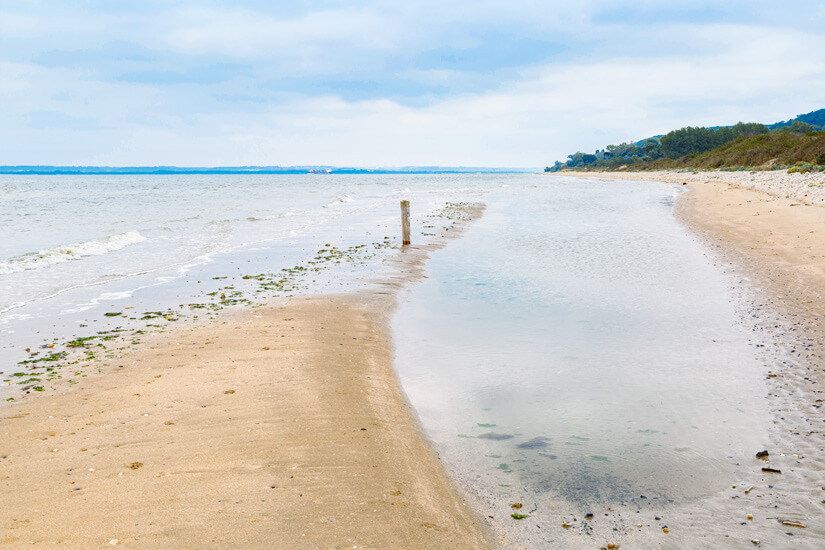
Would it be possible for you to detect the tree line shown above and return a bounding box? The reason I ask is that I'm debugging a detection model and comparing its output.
[547,118,823,172]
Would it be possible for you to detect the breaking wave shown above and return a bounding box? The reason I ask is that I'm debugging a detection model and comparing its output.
[0,231,147,274]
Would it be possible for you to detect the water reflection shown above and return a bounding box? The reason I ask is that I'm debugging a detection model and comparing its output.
[394,177,768,507]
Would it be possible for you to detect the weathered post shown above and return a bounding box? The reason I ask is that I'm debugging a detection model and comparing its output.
[400,200,411,245]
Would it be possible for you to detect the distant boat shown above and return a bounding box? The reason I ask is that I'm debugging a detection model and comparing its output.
[307,168,333,174]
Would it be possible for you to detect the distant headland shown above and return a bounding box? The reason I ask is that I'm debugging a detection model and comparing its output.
[548,108,825,173]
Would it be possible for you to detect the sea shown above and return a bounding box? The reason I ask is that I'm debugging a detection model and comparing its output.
[1,173,772,544]
[0,173,488,372]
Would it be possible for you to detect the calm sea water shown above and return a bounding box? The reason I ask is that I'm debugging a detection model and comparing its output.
[0,173,491,376]
[393,177,769,531]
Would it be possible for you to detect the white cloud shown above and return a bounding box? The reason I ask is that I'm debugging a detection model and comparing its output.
[161,7,400,59]
[2,3,825,166]
[216,24,825,166]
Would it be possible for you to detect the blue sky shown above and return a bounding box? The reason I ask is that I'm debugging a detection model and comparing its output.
[1,1,824,167]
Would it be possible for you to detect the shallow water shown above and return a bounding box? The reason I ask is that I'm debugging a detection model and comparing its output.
[0,173,494,380]
[4,172,815,545]
[393,177,770,526]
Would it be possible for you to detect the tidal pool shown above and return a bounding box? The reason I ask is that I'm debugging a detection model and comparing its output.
[394,177,769,517]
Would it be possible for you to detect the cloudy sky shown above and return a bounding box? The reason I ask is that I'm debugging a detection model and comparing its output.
[1,1,824,168]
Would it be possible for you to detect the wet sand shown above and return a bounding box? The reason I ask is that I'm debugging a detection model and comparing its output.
[5,171,825,547]
[558,170,825,312]
[0,209,493,548]
[548,170,825,547]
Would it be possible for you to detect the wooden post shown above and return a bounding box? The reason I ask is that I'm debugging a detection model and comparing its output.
[400,200,411,245]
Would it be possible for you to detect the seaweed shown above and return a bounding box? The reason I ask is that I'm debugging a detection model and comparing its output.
[478,432,514,440]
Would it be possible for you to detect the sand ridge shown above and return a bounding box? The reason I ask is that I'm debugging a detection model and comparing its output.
[1,205,493,549]
[0,294,491,549]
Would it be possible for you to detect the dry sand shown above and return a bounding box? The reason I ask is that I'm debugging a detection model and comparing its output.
[1,210,493,548]
[0,295,491,549]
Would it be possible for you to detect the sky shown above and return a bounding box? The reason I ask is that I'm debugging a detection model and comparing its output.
[1,1,824,168]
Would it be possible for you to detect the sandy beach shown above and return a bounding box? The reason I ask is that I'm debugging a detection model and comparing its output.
[0,207,493,548]
[1,294,492,549]
[4,2,824,549]
[4,170,825,548]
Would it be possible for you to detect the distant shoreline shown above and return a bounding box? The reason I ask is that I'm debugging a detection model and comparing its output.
[0,166,536,175]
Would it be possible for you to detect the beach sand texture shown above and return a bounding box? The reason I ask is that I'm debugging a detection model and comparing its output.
[0,205,493,549]
[0,294,490,549]
[4,171,825,547]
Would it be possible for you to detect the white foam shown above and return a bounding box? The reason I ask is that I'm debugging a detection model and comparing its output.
[0,231,147,274]
[61,289,135,314]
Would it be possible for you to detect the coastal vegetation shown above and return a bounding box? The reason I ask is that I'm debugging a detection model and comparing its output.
[547,108,825,172]
[665,130,825,171]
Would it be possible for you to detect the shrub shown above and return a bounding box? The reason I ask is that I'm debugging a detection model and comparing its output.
[788,163,817,174]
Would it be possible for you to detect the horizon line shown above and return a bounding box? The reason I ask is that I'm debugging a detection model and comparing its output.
[0,164,540,175]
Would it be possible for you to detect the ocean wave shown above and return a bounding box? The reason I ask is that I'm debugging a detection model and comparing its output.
[0,231,147,274]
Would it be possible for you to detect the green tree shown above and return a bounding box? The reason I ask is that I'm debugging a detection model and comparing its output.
[787,120,816,133]
[660,123,768,158]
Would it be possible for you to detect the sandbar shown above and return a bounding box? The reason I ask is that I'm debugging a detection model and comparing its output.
[1,211,492,548]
